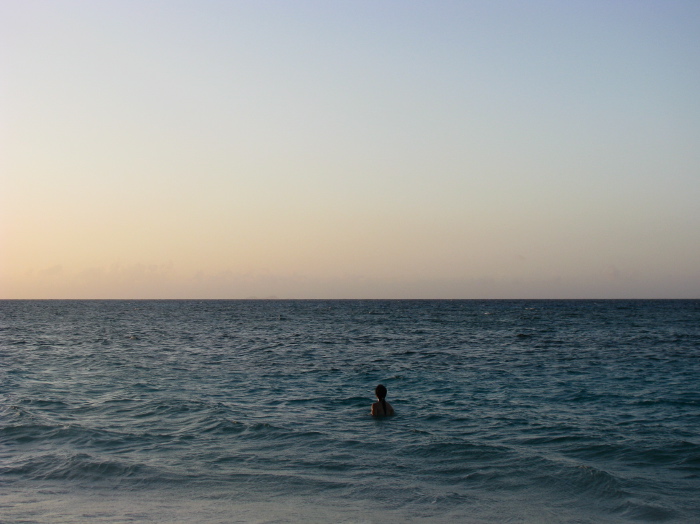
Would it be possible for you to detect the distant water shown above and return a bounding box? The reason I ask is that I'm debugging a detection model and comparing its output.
[1,300,699,523]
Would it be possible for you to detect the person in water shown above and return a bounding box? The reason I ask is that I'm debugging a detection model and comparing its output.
[371,384,395,417]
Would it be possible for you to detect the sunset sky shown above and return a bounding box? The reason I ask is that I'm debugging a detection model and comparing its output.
[2,0,699,299]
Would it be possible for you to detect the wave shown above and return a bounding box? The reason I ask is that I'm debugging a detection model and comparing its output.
[1,451,162,485]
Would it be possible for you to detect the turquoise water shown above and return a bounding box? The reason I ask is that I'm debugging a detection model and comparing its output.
[1,300,699,522]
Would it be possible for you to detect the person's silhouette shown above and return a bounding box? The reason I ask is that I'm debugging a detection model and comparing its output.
[371,384,394,417]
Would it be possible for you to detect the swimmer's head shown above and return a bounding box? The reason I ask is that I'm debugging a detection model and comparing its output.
[375,384,387,400]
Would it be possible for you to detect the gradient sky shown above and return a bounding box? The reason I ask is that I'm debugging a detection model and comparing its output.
[2,0,699,298]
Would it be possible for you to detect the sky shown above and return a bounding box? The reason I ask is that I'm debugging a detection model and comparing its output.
[2,0,699,299]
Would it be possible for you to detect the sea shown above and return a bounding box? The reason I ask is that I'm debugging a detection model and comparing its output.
[1,300,699,523]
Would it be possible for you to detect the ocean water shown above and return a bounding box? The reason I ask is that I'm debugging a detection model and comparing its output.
[1,299,699,523]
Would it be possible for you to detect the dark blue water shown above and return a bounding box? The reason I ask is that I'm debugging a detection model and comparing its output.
[1,300,699,522]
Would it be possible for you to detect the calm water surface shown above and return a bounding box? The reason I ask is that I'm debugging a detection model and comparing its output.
[1,300,699,522]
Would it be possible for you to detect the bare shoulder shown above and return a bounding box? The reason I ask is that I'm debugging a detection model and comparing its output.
[370,401,395,417]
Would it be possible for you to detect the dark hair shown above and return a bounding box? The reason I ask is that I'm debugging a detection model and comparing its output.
[375,384,388,414]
